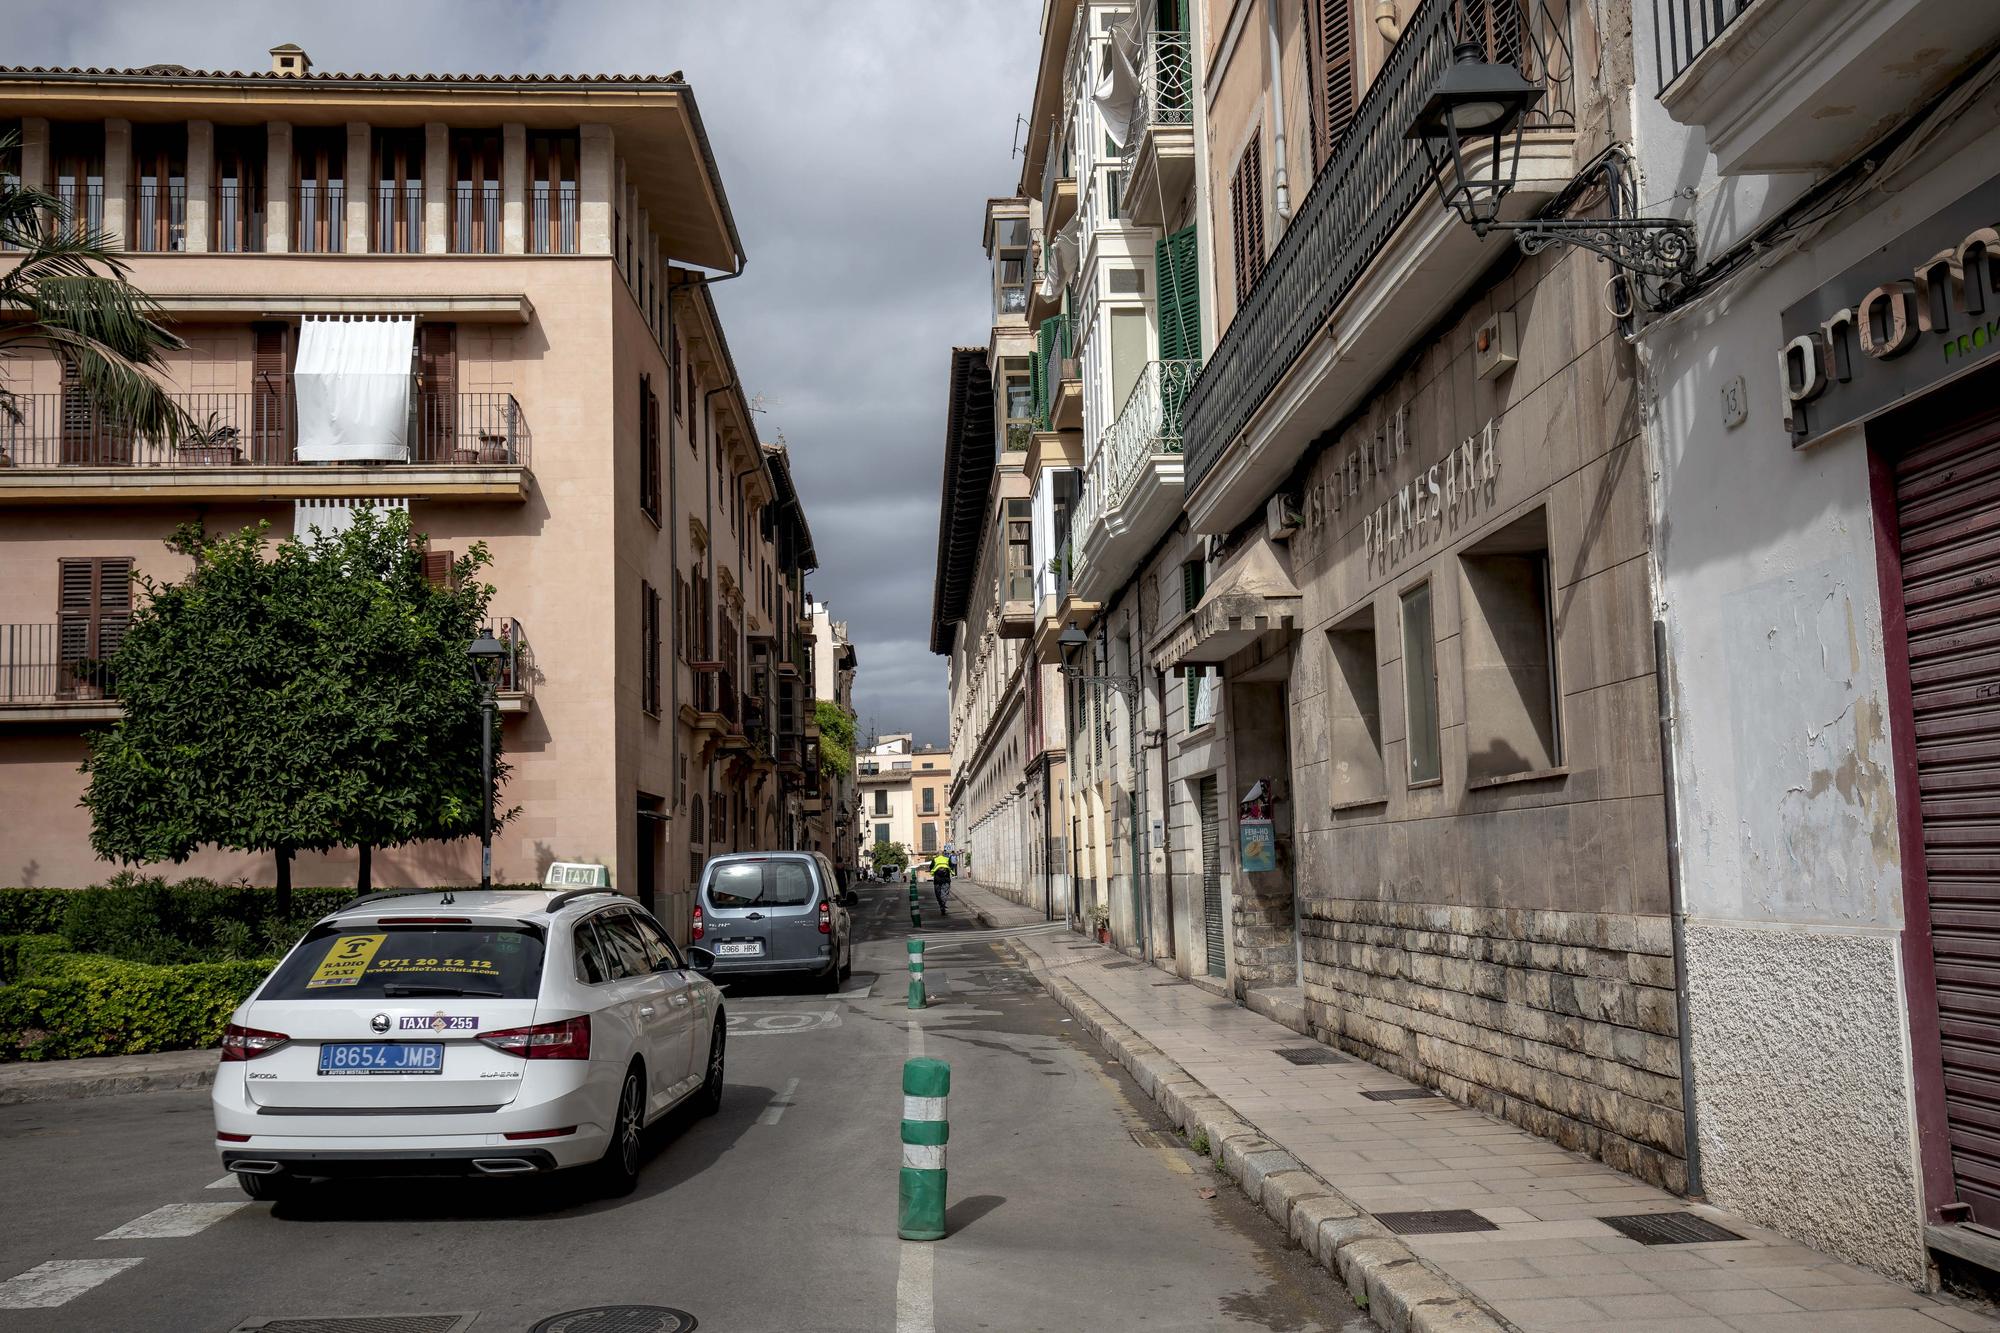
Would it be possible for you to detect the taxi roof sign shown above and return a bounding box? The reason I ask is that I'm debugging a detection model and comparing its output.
[544,862,612,889]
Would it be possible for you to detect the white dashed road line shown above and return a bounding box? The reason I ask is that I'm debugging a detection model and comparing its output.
[97,1202,249,1240]
[758,1077,801,1125]
[0,1258,144,1309]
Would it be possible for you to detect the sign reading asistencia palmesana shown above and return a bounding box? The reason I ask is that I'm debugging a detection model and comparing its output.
[1781,173,2000,448]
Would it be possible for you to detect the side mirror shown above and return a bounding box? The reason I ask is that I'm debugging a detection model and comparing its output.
[844,889,859,907]
[688,945,716,974]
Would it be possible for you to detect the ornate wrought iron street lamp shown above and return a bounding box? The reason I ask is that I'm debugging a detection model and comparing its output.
[466,629,509,892]
[1407,41,1695,306]
[1058,623,1139,703]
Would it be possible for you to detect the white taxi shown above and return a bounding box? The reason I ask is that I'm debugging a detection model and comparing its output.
[212,872,724,1199]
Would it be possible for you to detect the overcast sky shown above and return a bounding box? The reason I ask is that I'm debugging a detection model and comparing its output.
[11,0,1041,748]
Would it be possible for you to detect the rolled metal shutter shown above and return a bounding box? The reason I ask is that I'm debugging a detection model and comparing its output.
[1899,410,2000,1226]
[1200,774,1225,977]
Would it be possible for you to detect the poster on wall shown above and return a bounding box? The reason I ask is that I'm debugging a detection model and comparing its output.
[1239,818,1276,873]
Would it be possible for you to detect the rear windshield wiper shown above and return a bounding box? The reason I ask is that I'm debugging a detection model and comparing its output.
[380,983,505,998]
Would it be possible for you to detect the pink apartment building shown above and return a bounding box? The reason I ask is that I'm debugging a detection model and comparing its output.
[0,47,821,932]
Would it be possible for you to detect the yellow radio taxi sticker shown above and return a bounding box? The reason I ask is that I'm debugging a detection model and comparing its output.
[307,933,387,989]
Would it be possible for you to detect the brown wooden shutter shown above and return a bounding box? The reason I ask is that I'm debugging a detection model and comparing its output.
[420,323,457,462]
[251,322,288,464]
[1310,0,1357,168]
[58,558,131,688]
[1230,137,1267,306]
[421,548,456,588]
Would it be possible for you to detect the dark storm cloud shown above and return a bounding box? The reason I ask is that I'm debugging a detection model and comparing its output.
[11,0,1040,748]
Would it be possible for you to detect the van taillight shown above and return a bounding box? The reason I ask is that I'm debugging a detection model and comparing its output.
[477,1015,591,1060]
[220,1023,290,1061]
[692,904,704,941]
[818,900,831,934]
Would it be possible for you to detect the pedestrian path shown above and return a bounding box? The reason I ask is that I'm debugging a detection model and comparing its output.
[943,878,1055,931]
[1006,925,2000,1333]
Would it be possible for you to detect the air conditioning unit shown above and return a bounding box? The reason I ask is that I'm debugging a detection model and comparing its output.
[1266,493,1302,541]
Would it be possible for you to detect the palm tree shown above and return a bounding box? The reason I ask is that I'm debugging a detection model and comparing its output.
[0,130,189,446]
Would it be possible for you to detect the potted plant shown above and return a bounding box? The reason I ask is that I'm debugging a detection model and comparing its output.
[1087,902,1111,944]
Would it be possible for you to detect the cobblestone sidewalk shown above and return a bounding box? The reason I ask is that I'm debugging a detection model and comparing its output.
[955,878,1997,1333]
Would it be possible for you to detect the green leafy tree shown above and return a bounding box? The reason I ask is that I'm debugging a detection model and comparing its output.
[0,130,190,444]
[82,508,510,909]
[869,840,909,875]
[815,699,855,783]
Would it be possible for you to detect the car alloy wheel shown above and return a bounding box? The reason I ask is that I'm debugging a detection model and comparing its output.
[596,1069,644,1196]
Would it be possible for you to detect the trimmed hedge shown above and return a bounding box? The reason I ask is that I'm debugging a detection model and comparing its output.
[0,934,71,984]
[0,890,69,935]
[0,953,275,1061]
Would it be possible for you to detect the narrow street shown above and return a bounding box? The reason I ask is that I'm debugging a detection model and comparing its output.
[0,881,1367,1333]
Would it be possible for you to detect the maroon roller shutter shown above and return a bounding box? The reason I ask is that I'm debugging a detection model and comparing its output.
[1898,408,2000,1227]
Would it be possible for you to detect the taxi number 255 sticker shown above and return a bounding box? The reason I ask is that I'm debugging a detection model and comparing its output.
[307,934,387,989]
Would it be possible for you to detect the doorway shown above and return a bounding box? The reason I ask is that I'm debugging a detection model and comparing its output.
[1225,658,1300,997]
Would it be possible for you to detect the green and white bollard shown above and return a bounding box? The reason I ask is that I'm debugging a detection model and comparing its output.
[909,877,921,929]
[899,1056,950,1241]
[906,938,926,1010]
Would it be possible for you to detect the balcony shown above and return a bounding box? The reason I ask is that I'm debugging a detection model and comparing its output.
[682,665,739,738]
[1121,28,1196,228]
[373,185,424,255]
[211,184,266,253]
[0,615,533,724]
[0,391,533,505]
[292,183,346,254]
[1654,0,1998,174]
[132,181,188,254]
[1070,359,1195,603]
[1033,314,1073,433]
[1181,0,1575,535]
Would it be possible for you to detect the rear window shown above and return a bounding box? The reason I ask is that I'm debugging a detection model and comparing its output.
[706,859,817,909]
[260,923,547,1000]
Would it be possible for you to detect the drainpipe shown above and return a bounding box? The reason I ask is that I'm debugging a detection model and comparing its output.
[1264,0,1292,221]
[1653,618,1704,1198]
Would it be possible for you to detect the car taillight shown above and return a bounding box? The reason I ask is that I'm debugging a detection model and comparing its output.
[220,1023,290,1061]
[216,1132,251,1143]
[818,900,831,934]
[692,904,704,941]
[477,1015,591,1060]
[503,1126,577,1140]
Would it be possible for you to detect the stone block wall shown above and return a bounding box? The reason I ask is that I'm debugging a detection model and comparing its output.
[1302,899,1686,1191]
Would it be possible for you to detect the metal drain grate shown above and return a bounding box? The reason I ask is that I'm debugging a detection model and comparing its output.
[1600,1213,1746,1246]
[232,1318,478,1333]
[1275,1045,1345,1066]
[1101,960,1139,969]
[1376,1209,1499,1236]
[529,1308,699,1333]
[1359,1087,1441,1101]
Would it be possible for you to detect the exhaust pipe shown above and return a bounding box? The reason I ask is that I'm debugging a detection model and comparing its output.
[472,1158,539,1175]
[231,1161,283,1175]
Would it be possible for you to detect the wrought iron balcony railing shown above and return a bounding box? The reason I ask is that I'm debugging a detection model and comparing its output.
[530,183,579,255]
[487,617,532,696]
[132,181,187,253]
[212,184,266,253]
[292,183,346,253]
[0,623,119,705]
[1181,0,1572,494]
[1070,359,1198,569]
[0,390,531,469]
[1123,28,1194,174]
[54,182,104,238]
[1654,0,1753,91]
[453,185,503,255]
[374,185,424,255]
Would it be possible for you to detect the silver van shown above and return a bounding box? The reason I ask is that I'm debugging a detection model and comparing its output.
[694,852,854,983]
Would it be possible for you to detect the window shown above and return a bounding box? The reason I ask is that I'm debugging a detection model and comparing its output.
[641,580,662,716]
[526,131,580,254]
[131,124,186,253]
[372,128,424,255]
[592,912,656,979]
[1003,360,1034,451]
[922,788,936,814]
[1326,608,1386,805]
[1005,500,1034,601]
[261,924,545,1001]
[1401,581,1442,785]
[1460,510,1562,783]
[292,127,345,253]
[874,790,889,816]
[1308,0,1358,168]
[50,121,104,237]
[212,126,266,253]
[574,922,613,984]
[706,859,814,908]
[639,374,662,523]
[630,911,682,969]
[875,822,891,846]
[58,558,132,690]
[1230,135,1267,305]
[994,216,1029,316]
[450,129,502,254]
[921,761,934,770]
[922,823,938,853]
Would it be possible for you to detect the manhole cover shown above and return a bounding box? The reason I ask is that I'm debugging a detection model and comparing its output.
[232,1318,477,1333]
[1359,1087,1441,1101]
[1600,1212,1745,1246]
[1276,1045,1345,1065]
[529,1310,698,1333]
[1376,1209,1499,1236]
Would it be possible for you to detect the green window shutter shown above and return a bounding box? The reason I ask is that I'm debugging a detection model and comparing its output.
[1156,224,1201,363]
[1186,669,1200,723]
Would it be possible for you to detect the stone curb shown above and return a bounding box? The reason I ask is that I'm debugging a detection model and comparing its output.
[1013,943,1516,1333]
[0,1060,217,1106]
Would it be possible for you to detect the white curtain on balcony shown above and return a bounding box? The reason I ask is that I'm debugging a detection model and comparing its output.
[294,316,415,462]
[1094,13,1141,151]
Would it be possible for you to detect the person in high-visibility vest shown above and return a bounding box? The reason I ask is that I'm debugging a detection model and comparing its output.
[930,853,953,914]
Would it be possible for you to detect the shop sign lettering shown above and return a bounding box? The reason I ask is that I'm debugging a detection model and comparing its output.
[1298,407,1501,576]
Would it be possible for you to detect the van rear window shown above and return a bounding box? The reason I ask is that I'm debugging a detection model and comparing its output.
[259,924,546,1000]
[706,860,816,908]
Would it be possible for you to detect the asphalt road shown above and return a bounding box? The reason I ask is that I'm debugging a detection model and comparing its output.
[0,882,1368,1332]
